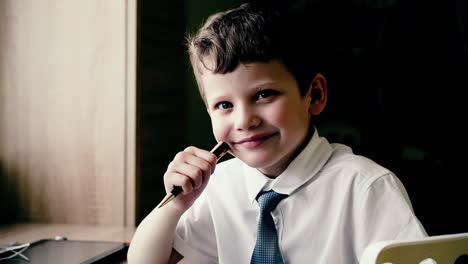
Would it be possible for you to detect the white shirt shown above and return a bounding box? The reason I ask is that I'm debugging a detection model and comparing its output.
[173,131,427,264]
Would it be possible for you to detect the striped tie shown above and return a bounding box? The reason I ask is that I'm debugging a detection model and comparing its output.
[251,190,288,264]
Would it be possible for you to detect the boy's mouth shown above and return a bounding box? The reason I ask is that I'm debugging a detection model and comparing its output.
[234,132,277,148]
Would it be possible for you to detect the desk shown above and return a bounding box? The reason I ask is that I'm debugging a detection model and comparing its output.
[0,223,135,263]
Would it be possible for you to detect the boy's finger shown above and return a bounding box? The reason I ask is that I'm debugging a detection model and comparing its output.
[172,149,216,177]
[184,146,218,164]
[167,172,195,194]
[182,155,214,180]
[171,163,205,189]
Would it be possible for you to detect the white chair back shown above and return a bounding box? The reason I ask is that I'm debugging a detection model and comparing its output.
[360,232,468,264]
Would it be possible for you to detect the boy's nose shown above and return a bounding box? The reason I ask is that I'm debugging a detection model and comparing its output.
[234,106,261,131]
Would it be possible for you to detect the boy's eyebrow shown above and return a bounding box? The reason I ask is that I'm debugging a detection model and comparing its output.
[206,80,281,102]
[247,80,284,94]
[205,94,230,104]
[252,80,282,90]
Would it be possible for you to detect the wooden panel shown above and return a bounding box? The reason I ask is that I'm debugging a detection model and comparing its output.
[0,0,136,225]
[125,0,137,227]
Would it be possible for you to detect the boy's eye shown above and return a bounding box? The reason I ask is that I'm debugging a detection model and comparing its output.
[256,89,279,100]
[215,101,233,110]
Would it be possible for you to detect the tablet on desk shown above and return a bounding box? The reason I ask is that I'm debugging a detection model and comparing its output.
[1,239,128,264]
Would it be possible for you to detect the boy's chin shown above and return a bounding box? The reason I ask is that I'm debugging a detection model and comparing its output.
[240,155,283,175]
[244,160,268,169]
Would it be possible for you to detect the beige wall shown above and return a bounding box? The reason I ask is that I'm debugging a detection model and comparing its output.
[0,1,136,226]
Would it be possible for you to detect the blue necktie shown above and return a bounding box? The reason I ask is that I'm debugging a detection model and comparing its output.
[251,190,288,264]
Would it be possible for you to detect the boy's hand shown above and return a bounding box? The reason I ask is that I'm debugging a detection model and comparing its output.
[163,146,218,213]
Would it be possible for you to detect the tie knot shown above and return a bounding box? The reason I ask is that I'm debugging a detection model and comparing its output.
[256,191,288,213]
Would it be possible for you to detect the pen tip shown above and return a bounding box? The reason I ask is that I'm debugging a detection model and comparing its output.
[157,194,175,208]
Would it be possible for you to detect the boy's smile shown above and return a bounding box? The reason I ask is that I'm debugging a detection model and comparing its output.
[235,132,277,149]
[200,60,317,178]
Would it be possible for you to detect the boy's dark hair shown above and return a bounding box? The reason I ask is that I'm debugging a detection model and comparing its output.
[186,3,318,99]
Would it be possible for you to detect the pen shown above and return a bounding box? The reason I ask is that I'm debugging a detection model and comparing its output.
[157,141,230,208]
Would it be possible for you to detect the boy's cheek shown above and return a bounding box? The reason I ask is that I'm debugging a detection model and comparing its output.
[211,119,230,142]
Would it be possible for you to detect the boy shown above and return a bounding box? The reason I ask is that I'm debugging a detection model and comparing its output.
[128,3,427,263]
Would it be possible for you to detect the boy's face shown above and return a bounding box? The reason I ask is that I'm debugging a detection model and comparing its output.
[201,60,315,177]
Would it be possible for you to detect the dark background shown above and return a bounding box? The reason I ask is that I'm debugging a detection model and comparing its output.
[136,0,467,236]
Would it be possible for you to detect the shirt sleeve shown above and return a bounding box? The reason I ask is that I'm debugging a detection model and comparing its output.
[354,173,427,260]
[173,191,219,264]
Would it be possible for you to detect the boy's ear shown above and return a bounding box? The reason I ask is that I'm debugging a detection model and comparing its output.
[307,73,327,115]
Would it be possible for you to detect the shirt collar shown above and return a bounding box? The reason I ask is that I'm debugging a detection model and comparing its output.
[244,129,333,204]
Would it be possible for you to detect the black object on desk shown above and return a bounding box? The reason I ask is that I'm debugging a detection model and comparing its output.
[1,239,128,264]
